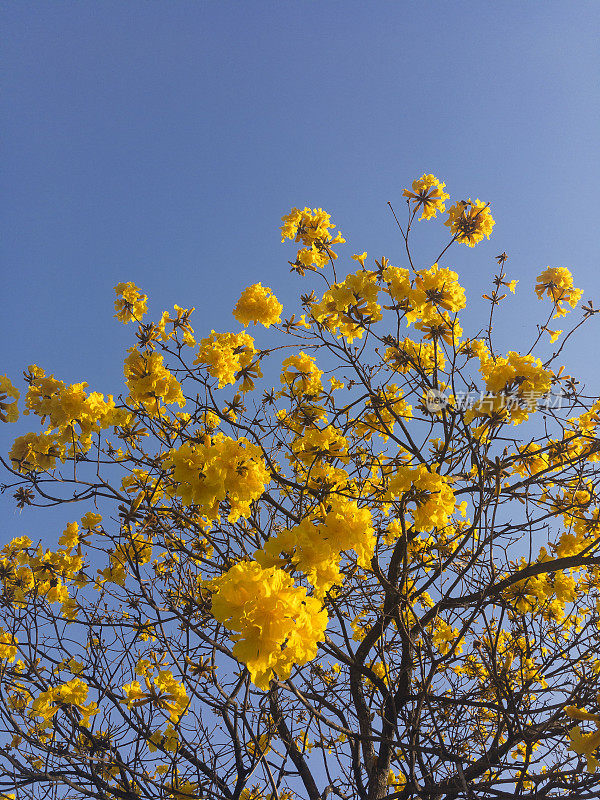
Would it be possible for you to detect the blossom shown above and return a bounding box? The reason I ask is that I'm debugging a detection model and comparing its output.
[9,431,62,473]
[384,337,445,374]
[281,207,345,272]
[279,352,323,399]
[568,725,600,773]
[209,560,328,689]
[0,376,19,423]
[311,269,382,342]
[30,679,97,729]
[412,263,467,316]
[164,433,270,523]
[195,330,258,389]
[468,350,553,424]
[535,267,583,318]
[403,174,449,220]
[257,498,375,596]
[444,199,495,246]
[124,348,185,411]
[388,465,456,531]
[233,283,283,328]
[114,281,148,324]
[0,629,17,661]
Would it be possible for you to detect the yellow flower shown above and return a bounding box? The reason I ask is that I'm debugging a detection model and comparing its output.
[58,522,79,550]
[568,725,600,773]
[281,207,345,272]
[403,174,449,220]
[233,283,283,328]
[164,434,270,523]
[9,431,62,473]
[257,498,375,597]
[444,199,495,246]
[388,464,456,531]
[280,352,324,399]
[210,560,328,689]
[0,376,19,423]
[535,267,583,318]
[81,512,102,530]
[412,263,467,316]
[414,310,463,347]
[384,337,445,374]
[0,629,18,661]
[124,348,185,411]
[311,269,382,343]
[114,281,148,324]
[195,330,258,390]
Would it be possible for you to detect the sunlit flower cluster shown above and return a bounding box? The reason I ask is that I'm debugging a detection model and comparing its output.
[114,281,148,324]
[0,376,19,423]
[387,464,456,531]
[209,560,328,689]
[195,330,259,390]
[258,498,375,597]
[124,348,185,411]
[402,174,449,220]
[311,267,382,342]
[164,433,270,523]
[281,207,345,272]
[444,199,495,246]
[122,670,188,723]
[233,283,283,328]
[535,267,583,318]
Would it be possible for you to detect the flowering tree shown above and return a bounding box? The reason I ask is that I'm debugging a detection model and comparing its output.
[1,175,600,800]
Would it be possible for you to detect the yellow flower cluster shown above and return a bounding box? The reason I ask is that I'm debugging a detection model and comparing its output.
[0,523,86,614]
[164,433,270,523]
[98,531,153,586]
[25,366,116,431]
[209,560,328,689]
[413,263,466,315]
[384,338,445,375]
[566,704,600,773]
[311,268,382,342]
[381,264,414,312]
[122,670,188,722]
[0,376,19,423]
[279,352,324,400]
[148,723,179,753]
[430,617,462,655]
[0,629,17,661]
[388,465,456,531]
[444,199,495,247]
[124,348,185,411]
[289,425,349,468]
[469,351,553,425]
[30,679,98,729]
[281,207,345,272]
[114,281,148,324]
[257,498,375,597]
[157,305,196,347]
[167,780,200,800]
[353,385,412,442]
[501,558,580,623]
[402,174,449,220]
[195,330,259,390]
[233,283,283,328]
[535,267,583,318]
[9,431,62,473]
[380,262,465,346]
[8,366,117,470]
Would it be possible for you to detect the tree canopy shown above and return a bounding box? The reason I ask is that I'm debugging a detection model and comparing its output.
[1,175,599,800]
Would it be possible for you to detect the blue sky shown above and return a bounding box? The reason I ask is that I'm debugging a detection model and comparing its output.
[2,1,599,534]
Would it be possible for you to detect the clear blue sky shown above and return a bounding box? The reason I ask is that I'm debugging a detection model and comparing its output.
[2,1,599,533]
